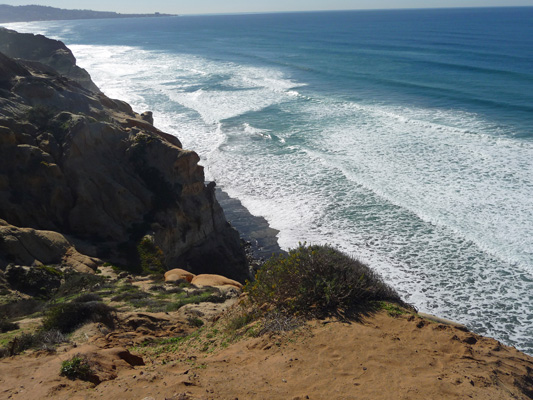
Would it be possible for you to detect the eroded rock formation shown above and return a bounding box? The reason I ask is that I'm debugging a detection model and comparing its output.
[0,31,247,281]
[0,27,100,92]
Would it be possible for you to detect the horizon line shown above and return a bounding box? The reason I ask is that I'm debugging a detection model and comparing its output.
[177,5,533,17]
[2,3,532,18]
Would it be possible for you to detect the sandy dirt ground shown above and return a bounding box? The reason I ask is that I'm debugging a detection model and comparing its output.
[1,308,532,400]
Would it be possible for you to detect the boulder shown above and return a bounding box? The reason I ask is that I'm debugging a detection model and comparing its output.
[164,268,195,283]
[140,111,154,125]
[191,274,243,289]
[0,219,99,273]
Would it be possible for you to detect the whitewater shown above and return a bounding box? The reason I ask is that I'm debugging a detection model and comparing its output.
[4,7,532,353]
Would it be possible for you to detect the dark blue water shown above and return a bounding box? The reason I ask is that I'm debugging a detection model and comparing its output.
[5,7,533,354]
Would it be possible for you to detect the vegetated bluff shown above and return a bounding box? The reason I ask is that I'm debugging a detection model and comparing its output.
[0,29,247,283]
[0,5,174,23]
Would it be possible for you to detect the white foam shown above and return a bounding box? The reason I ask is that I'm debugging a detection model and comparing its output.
[299,100,533,273]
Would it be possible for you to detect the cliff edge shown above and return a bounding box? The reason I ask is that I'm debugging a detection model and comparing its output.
[0,30,248,282]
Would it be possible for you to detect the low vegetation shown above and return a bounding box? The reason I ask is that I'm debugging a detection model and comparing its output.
[1,244,410,365]
[137,237,166,275]
[42,301,116,334]
[246,243,407,319]
[0,263,236,358]
[0,329,68,358]
[60,354,93,381]
[130,244,411,362]
[0,318,19,333]
[0,271,118,357]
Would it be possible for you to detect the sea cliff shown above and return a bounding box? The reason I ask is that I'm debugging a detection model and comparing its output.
[0,28,248,284]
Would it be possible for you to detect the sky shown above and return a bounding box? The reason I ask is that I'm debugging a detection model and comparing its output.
[1,0,532,14]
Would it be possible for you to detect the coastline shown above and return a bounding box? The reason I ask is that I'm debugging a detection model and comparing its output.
[214,187,284,261]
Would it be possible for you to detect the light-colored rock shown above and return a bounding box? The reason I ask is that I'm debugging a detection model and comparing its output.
[164,268,195,283]
[191,274,243,289]
[0,219,100,272]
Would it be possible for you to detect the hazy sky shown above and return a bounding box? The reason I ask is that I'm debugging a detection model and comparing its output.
[2,0,533,14]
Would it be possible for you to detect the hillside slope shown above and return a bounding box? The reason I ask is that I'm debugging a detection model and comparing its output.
[0,4,174,23]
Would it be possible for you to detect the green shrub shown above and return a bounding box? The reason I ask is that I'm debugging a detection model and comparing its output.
[246,243,405,318]
[226,312,257,333]
[0,318,18,333]
[37,265,63,277]
[60,355,93,381]
[42,301,115,333]
[149,288,225,313]
[187,316,204,328]
[148,284,166,292]
[137,238,166,275]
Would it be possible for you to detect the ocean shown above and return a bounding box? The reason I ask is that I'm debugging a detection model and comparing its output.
[4,7,533,354]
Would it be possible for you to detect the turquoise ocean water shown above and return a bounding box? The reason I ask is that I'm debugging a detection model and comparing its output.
[5,7,533,353]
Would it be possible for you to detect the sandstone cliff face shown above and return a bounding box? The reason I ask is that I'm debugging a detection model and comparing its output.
[0,37,247,281]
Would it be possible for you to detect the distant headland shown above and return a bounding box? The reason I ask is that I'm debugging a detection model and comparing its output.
[0,4,176,23]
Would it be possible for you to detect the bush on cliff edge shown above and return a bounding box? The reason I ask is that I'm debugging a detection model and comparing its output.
[246,243,406,318]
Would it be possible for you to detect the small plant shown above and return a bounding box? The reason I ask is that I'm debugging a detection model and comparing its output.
[259,310,302,335]
[111,291,149,302]
[137,237,166,275]
[37,265,63,277]
[148,285,166,292]
[379,301,407,317]
[160,289,226,312]
[187,316,204,328]
[60,355,93,381]
[26,105,56,128]
[226,312,257,333]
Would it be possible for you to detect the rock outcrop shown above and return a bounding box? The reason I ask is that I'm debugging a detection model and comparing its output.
[0,219,99,274]
[0,27,100,92]
[0,30,248,281]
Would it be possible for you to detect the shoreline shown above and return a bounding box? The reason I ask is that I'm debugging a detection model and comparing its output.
[215,187,284,261]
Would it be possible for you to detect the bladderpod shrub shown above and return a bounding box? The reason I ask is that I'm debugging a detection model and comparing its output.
[246,243,406,318]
